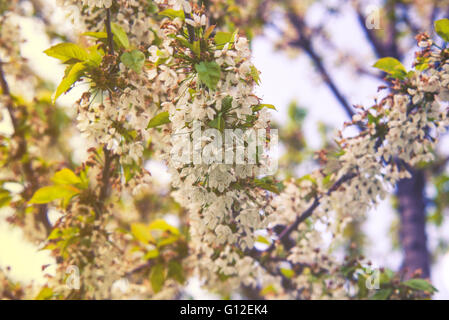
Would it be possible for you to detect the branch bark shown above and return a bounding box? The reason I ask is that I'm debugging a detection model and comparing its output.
[0,58,51,234]
[397,168,430,278]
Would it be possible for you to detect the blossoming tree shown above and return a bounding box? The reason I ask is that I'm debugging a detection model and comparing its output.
[0,0,448,299]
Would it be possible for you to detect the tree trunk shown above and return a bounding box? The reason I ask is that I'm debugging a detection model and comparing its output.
[396,169,430,279]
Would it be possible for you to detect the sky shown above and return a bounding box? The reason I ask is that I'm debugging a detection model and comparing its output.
[0,0,448,299]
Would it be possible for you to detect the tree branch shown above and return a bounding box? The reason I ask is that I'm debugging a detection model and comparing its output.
[0,58,51,233]
[287,13,355,119]
[248,172,357,259]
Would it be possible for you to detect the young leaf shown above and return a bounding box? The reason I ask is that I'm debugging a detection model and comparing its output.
[373,57,407,79]
[120,50,145,73]
[434,19,449,42]
[144,249,159,260]
[256,235,271,245]
[147,111,170,129]
[29,185,80,204]
[221,96,233,113]
[254,178,280,194]
[371,288,392,300]
[250,65,261,85]
[252,104,276,112]
[44,43,89,63]
[82,31,108,39]
[204,25,216,39]
[195,61,221,90]
[34,287,53,300]
[47,228,63,240]
[111,23,130,49]
[149,219,180,236]
[158,9,185,20]
[150,264,165,293]
[131,223,155,244]
[208,113,225,132]
[280,268,294,279]
[86,45,104,68]
[402,279,438,293]
[167,261,185,284]
[0,189,12,208]
[53,62,86,103]
[51,168,82,186]
[214,31,235,49]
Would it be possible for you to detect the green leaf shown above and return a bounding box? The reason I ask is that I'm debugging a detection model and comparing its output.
[53,62,86,103]
[250,65,261,85]
[82,31,108,39]
[157,236,178,247]
[147,111,171,129]
[373,57,407,79]
[0,189,12,208]
[195,61,221,90]
[122,162,139,183]
[214,31,232,45]
[34,287,53,300]
[260,284,276,295]
[44,43,89,63]
[149,219,180,236]
[208,113,225,132]
[131,223,155,244]
[111,23,130,49]
[357,275,368,298]
[150,264,165,293]
[402,279,438,293]
[120,50,145,73]
[144,249,159,260]
[167,261,185,284]
[86,45,104,68]
[29,185,80,204]
[214,31,237,49]
[379,269,394,285]
[371,288,392,300]
[256,235,271,245]
[158,9,185,20]
[252,104,276,112]
[254,178,280,194]
[47,228,63,240]
[221,96,233,113]
[280,268,294,279]
[51,168,82,186]
[204,25,216,39]
[435,19,449,42]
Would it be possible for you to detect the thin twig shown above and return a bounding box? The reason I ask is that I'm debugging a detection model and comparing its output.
[97,7,116,207]
[269,172,356,252]
[105,8,114,55]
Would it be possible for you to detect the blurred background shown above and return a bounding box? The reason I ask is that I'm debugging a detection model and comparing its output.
[1,0,449,299]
